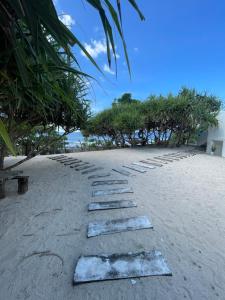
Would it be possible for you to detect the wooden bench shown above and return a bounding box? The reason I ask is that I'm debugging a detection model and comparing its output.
[0,171,29,199]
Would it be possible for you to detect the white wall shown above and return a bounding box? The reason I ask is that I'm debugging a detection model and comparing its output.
[207,111,225,156]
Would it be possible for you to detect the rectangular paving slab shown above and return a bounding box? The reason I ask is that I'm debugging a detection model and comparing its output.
[88,173,111,180]
[92,179,128,186]
[59,158,75,163]
[112,168,133,176]
[64,160,82,166]
[88,199,137,211]
[73,250,172,284]
[70,162,88,168]
[145,158,168,164]
[140,160,163,167]
[123,165,146,173]
[87,215,153,237]
[153,157,175,162]
[52,156,68,161]
[92,187,133,197]
[82,167,104,175]
[49,155,66,160]
[75,164,95,171]
[132,162,155,169]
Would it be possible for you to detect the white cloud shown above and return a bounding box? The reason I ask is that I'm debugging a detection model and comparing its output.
[81,39,107,58]
[103,64,115,75]
[81,39,120,59]
[59,14,75,28]
[134,47,139,52]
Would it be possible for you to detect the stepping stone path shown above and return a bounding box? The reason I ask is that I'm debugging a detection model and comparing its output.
[74,250,172,284]
[87,216,153,237]
[132,162,155,169]
[88,199,137,211]
[75,164,95,171]
[123,165,147,173]
[82,167,104,175]
[91,179,128,186]
[49,150,200,285]
[92,187,133,197]
[88,173,111,180]
[112,168,134,177]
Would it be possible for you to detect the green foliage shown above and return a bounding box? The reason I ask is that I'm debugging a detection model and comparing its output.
[83,89,221,147]
[16,126,67,155]
[0,0,144,155]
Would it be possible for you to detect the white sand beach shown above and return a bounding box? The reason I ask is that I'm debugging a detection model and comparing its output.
[0,147,225,300]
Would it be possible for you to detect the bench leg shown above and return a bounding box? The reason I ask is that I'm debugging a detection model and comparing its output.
[0,179,6,199]
[18,177,28,194]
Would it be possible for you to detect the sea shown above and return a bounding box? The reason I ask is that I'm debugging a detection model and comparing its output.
[64,130,160,148]
[64,131,85,148]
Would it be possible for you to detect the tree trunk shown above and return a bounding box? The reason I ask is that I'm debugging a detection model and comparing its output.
[0,145,6,170]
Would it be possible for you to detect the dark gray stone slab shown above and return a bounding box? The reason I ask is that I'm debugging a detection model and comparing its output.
[82,167,104,175]
[122,165,146,173]
[145,158,168,164]
[49,155,66,160]
[70,162,88,168]
[166,154,186,159]
[88,173,111,180]
[92,180,128,186]
[163,152,180,156]
[59,158,75,163]
[88,200,137,211]
[75,164,95,171]
[132,162,155,169]
[52,156,68,161]
[140,160,163,167]
[112,168,133,177]
[153,157,175,162]
[87,215,153,237]
[92,187,133,197]
[73,250,172,284]
[64,160,82,166]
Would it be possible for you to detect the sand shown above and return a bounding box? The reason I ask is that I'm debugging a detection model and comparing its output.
[0,147,225,299]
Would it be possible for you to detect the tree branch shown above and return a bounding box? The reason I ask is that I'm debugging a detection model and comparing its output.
[3,131,70,171]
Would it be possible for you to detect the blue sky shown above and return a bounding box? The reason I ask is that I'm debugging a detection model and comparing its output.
[55,0,225,112]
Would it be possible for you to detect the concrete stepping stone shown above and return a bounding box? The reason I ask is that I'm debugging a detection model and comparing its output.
[70,162,88,168]
[162,154,183,159]
[87,215,152,237]
[73,250,172,284]
[52,156,68,161]
[153,157,175,162]
[163,152,180,156]
[49,155,66,160]
[75,164,95,171]
[132,162,155,169]
[64,160,82,166]
[92,179,128,186]
[92,187,133,197]
[88,199,137,211]
[145,158,168,164]
[140,160,163,167]
[82,167,104,175]
[112,168,134,177]
[161,156,180,161]
[167,155,186,159]
[59,158,75,163]
[88,173,111,180]
[123,165,146,173]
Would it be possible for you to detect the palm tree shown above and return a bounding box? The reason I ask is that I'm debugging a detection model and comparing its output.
[0,0,144,156]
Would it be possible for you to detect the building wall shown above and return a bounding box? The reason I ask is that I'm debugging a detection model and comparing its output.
[207,111,225,156]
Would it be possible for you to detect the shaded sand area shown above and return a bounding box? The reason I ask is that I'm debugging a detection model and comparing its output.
[1,147,225,299]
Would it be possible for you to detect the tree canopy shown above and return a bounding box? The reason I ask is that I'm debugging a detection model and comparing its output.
[0,0,144,168]
[83,88,221,147]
